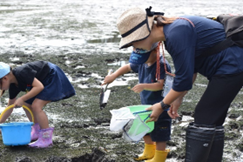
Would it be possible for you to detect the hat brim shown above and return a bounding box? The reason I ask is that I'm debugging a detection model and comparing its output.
[129,50,151,65]
[0,62,10,79]
[119,16,155,49]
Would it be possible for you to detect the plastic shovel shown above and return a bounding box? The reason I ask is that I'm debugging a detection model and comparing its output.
[99,69,113,110]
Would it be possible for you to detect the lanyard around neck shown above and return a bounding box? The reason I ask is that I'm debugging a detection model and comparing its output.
[156,41,175,81]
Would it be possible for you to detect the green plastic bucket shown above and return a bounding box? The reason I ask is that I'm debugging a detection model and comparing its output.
[127,105,154,133]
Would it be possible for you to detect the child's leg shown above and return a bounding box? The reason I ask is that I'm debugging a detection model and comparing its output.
[134,135,156,161]
[146,111,171,162]
[155,141,166,150]
[145,141,169,162]
[23,102,37,123]
[30,99,50,129]
[24,100,49,142]
[143,134,155,145]
[0,108,13,123]
[29,99,54,148]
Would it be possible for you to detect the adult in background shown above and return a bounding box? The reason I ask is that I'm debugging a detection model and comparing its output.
[116,6,243,162]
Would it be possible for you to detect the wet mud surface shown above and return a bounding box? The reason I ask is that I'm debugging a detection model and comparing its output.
[1,0,243,162]
[0,52,243,162]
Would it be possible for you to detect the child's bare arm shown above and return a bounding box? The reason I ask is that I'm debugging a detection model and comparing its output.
[14,78,44,107]
[102,64,131,85]
[132,79,164,93]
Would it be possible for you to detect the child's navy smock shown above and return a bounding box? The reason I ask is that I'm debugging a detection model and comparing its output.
[130,57,172,141]
[163,16,243,92]
[9,61,75,104]
[130,56,171,105]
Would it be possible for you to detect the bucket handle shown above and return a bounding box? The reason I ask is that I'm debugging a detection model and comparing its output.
[143,114,151,122]
[0,104,34,123]
[133,110,151,115]
[133,110,151,122]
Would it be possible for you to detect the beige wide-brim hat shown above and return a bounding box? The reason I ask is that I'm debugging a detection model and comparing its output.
[117,7,155,49]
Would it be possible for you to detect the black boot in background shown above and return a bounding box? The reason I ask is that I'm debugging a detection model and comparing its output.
[207,126,224,162]
[185,122,216,162]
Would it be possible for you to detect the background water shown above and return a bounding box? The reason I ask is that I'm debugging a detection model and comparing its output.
[1,0,242,56]
[1,0,243,162]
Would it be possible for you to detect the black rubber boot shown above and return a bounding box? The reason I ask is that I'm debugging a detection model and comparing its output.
[185,122,216,162]
[207,126,224,162]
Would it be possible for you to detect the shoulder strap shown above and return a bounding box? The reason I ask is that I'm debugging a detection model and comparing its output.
[197,14,243,58]
[196,38,235,59]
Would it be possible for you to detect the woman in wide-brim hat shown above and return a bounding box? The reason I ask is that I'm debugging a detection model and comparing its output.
[116,6,243,162]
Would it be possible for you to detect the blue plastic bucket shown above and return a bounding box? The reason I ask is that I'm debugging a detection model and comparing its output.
[0,122,33,146]
[0,105,34,146]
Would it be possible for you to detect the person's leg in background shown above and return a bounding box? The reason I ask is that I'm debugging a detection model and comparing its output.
[186,73,243,162]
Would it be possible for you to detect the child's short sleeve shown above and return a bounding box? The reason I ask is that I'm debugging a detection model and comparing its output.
[18,65,37,85]
[130,63,139,73]
[12,65,37,92]
[9,84,21,99]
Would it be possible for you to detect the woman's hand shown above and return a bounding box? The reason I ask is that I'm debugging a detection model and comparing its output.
[168,104,180,119]
[168,97,182,119]
[146,102,163,122]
